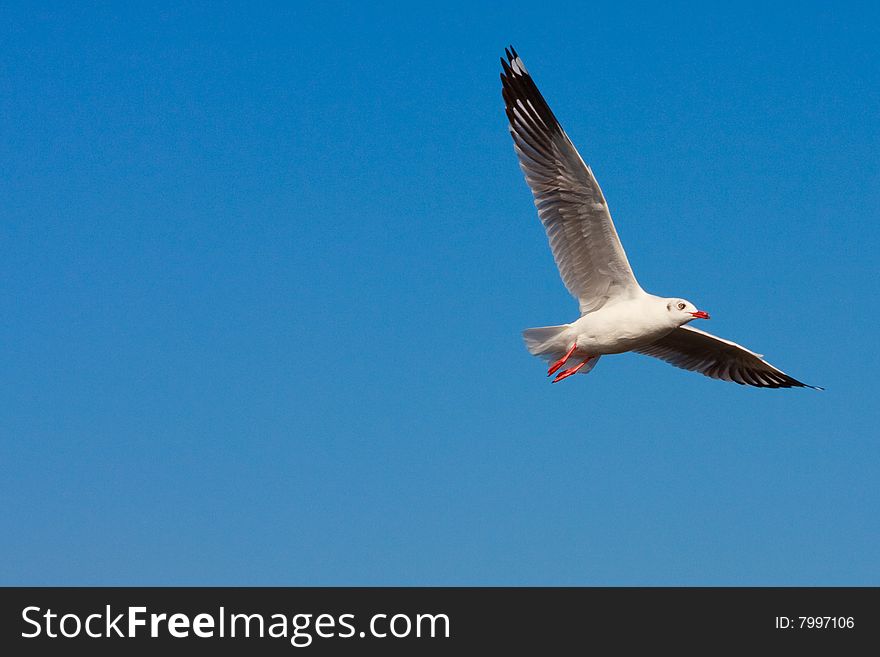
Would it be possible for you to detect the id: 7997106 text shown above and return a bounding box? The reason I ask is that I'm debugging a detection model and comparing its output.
[775,616,854,629]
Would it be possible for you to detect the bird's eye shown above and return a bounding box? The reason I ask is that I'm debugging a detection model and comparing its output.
[677,302,686,310]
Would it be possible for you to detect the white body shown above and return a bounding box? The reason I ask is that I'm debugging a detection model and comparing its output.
[531,294,679,358]
[567,295,677,355]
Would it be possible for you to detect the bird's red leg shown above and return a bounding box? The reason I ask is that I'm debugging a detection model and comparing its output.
[552,356,594,383]
[547,342,578,377]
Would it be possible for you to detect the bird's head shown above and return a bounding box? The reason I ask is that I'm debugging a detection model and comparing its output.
[666,298,710,325]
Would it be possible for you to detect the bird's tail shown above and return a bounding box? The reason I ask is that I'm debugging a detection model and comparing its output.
[522,324,571,357]
[523,324,601,376]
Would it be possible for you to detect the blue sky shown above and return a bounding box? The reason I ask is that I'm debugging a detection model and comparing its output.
[2,2,878,585]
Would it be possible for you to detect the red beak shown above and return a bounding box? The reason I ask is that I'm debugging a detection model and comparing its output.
[690,311,710,320]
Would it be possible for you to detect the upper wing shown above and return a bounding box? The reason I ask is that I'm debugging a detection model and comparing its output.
[500,47,642,314]
[634,325,821,389]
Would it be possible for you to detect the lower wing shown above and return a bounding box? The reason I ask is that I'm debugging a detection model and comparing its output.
[634,325,821,389]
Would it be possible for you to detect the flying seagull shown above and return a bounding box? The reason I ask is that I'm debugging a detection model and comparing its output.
[500,47,819,389]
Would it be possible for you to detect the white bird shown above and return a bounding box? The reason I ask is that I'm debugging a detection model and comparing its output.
[500,47,819,389]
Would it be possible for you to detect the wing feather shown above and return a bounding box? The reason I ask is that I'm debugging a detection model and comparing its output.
[501,47,642,314]
[634,325,821,389]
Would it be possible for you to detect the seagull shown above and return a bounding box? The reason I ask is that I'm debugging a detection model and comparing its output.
[500,47,820,389]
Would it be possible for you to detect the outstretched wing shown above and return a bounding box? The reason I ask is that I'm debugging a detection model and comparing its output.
[634,325,821,389]
[500,46,642,314]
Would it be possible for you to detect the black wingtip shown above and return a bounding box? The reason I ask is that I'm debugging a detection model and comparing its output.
[792,380,823,391]
[503,45,520,66]
[500,55,512,78]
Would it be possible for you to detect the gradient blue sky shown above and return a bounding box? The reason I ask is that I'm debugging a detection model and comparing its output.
[2,2,878,585]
